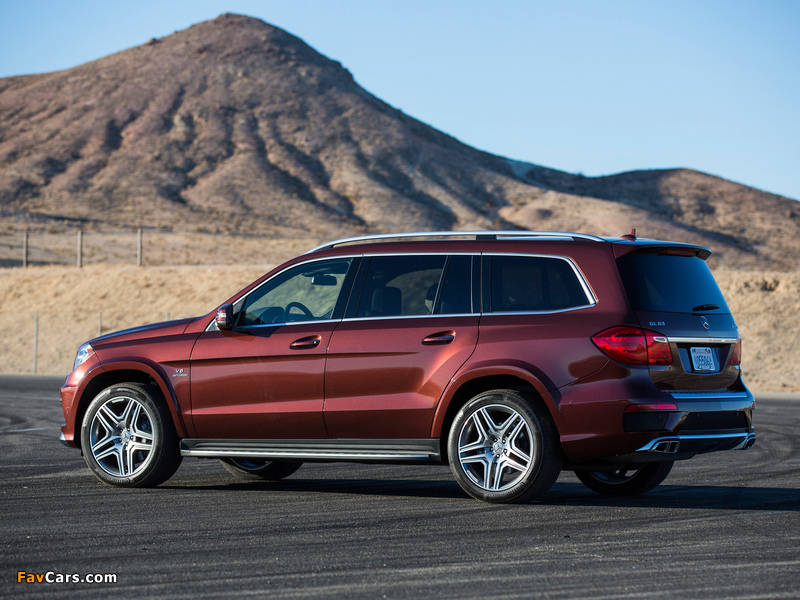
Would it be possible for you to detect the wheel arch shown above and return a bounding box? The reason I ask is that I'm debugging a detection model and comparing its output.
[72,362,187,449]
[432,365,562,463]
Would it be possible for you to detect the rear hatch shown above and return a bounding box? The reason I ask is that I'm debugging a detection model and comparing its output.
[615,247,743,392]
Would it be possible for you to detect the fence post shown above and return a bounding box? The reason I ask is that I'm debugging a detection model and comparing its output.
[33,312,38,374]
[137,228,143,266]
[23,231,28,268]
[77,230,83,268]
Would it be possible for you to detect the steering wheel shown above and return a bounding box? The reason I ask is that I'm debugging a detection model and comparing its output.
[284,301,314,321]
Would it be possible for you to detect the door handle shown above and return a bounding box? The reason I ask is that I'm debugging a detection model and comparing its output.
[290,335,321,350]
[422,331,455,345]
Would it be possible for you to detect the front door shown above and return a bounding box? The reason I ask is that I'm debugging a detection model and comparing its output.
[189,258,355,439]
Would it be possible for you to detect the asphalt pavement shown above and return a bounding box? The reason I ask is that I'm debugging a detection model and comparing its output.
[1,375,798,599]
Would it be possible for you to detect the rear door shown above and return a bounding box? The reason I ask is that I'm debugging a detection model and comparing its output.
[324,254,479,439]
[616,249,742,391]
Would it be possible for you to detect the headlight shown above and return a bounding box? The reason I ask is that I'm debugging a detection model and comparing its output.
[73,343,95,371]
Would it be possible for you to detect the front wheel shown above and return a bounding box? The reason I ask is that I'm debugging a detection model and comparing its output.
[575,461,674,496]
[81,383,182,487]
[447,389,562,503]
[220,459,303,481]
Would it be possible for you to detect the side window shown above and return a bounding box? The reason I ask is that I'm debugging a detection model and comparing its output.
[239,259,353,326]
[436,255,473,314]
[490,255,590,312]
[356,255,446,318]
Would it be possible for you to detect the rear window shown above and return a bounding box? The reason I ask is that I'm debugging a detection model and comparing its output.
[617,252,729,314]
[355,255,446,317]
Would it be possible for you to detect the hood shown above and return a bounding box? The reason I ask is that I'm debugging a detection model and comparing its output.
[91,318,197,346]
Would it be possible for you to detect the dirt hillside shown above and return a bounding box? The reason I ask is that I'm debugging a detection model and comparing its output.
[1,13,798,271]
[1,264,796,392]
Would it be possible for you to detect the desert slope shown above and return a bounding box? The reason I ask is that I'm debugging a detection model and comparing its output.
[1,14,798,270]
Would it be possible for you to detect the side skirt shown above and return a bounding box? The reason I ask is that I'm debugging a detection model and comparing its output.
[180,438,442,464]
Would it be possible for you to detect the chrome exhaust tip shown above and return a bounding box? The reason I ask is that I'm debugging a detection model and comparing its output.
[647,438,681,453]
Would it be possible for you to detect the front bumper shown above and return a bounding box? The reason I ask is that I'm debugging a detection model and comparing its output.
[60,383,79,448]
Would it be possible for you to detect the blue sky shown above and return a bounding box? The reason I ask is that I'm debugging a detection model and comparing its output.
[1,1,798,201]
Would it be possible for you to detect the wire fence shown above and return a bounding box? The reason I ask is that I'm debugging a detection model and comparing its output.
[0,230,321,268]
[27,309,176,374]
[1,231,325,375]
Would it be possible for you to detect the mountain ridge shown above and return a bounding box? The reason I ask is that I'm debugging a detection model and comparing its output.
[1,13,798,270]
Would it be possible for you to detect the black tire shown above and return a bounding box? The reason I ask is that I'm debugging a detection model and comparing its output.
[575,461,674,496]
[80,383,182,487]
[220,458,303,481]
[447,389,562,503]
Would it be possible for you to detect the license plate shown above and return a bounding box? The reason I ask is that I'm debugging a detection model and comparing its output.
[690,347,715,371]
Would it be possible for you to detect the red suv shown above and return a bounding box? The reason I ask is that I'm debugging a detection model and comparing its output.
[60,231,755,503]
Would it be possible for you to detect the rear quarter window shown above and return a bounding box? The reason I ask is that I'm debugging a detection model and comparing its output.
[489,255,592,312]
[616,252,730,314]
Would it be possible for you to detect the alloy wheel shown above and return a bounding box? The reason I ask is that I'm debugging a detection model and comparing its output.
[457,403,536,492]
[89,394,156,478]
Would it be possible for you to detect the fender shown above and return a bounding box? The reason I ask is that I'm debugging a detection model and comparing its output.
[430,359,563,438]
[82,358,192,439]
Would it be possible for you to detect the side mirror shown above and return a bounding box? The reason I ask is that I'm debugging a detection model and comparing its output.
[215,304,234,330]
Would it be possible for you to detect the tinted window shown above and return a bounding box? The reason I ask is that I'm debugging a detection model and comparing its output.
[356,255,446,317]
[436,255,473,314]
[240,259,353,325]
[490,255,590,312]
[617,252,729,314]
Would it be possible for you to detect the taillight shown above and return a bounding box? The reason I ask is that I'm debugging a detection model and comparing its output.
[592,326,672,365]
[645,330,672,365]
[730,338,742,366]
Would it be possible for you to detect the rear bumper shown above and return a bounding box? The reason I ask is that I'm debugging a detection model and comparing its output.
[559,385,756,466]
[566,430,756,468]
[627,430,755,460]
[667,390,754,404]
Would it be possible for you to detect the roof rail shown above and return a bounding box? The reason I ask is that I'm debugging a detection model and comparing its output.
[305,230,605,254]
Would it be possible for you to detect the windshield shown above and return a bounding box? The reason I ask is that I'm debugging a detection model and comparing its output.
[617,252,730,314]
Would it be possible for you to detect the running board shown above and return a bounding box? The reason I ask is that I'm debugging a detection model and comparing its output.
[180,438,442,463]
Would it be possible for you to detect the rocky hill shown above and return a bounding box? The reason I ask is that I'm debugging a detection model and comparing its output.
[1,13,798,269]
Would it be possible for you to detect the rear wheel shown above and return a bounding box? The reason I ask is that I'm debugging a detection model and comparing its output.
[220,458,303,481]
[81,383,182,487]
[576,461,674,496]
[447,389,562,503]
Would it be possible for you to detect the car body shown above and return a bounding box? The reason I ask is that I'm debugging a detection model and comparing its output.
[60,230,755,502]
